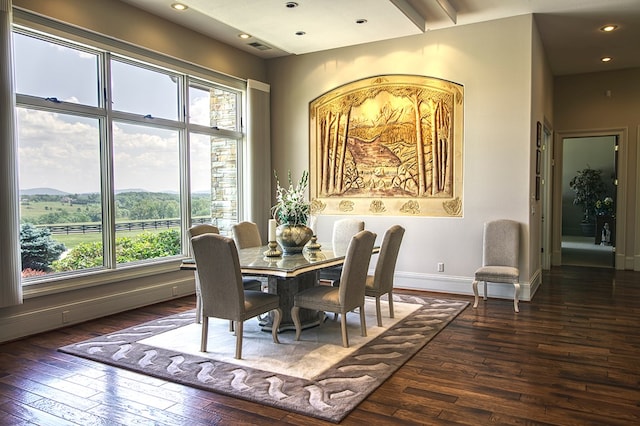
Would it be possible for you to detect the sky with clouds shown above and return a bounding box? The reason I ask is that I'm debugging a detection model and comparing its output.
[14,32,215,194]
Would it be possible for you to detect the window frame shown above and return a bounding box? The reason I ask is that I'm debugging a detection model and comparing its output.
[13,15,247,296]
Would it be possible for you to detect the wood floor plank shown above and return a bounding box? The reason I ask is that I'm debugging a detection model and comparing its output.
[1,266,639,424]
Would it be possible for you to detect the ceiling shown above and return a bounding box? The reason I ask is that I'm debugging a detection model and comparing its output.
[121,0,640,75]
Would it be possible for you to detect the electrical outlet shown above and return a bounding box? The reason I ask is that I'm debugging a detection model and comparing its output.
[437,262,444,272]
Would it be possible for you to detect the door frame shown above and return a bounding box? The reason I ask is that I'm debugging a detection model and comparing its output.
[541,123,552,270]
[552,128,628,270]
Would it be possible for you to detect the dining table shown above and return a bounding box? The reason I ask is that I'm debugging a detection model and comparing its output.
[181,243,379,332]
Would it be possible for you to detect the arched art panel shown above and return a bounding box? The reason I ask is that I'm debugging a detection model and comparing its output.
[309,75,464,217]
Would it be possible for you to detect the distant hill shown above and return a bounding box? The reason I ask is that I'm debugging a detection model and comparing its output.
[115,189,179,195]
[20,188,69,196]
[21,188,190,196]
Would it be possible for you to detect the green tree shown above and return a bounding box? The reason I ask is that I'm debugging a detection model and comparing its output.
[191,196,211,216]
[52,241,103,271]
[117,230,180,261]
[20,223,66,271]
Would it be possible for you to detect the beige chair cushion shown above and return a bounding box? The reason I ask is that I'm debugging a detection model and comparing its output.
[474,265,519,283]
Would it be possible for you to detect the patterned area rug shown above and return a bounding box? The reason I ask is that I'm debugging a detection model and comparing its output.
[60,294,467,423]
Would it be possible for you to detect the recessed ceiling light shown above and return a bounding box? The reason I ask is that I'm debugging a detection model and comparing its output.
[356,19,368,24]
[171,3,188,11]
[295,31,306,36]
[285,2,299,8]
[601,56,613,62]
[600,25,618,32]
[238,33,251,39]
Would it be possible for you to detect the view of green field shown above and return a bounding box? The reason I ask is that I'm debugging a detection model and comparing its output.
[19,193,212,275]
[52,228,179,250]
[20,200,96,221]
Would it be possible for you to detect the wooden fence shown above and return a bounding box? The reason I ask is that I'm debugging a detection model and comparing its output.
[40,218,210,235]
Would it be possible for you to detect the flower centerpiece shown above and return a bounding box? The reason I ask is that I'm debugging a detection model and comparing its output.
[595,196,614,216]
[271,170,313,254]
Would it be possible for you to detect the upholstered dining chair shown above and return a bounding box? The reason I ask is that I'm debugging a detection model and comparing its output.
[365,225,405,327]
[319,218,365,286]
[232,221,263,249]
[228,221,263,292]
[190,233,282,359]
[292,230,376,348]
[472,219,521,312]
[188,224,219,324]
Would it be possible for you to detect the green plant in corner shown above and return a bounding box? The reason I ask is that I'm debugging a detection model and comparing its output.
[569,166,606,223]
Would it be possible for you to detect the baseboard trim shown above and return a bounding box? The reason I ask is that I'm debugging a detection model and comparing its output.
[393,271,532,302]
[0,273,195,343]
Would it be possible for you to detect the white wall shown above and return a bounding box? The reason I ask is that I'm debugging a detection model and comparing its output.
[267,16,537,300]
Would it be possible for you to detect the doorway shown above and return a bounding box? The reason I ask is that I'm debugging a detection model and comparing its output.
[560,136,617,268]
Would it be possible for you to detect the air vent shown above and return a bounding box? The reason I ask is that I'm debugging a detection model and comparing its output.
[248,42,271,51]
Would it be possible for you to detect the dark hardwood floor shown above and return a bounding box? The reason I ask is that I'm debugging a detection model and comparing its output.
[1,266,639,425]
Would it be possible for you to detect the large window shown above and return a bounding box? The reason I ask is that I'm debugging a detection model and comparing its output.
[14,27,244,281]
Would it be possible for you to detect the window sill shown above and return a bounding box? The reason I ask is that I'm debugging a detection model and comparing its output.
[22,257,189,299]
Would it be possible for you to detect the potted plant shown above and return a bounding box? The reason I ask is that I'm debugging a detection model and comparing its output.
[569,166,606,236]
[271,170,313,253]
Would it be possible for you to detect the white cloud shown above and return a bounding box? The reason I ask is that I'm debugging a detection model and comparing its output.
[18,108,100,193]
[18,109,183,193]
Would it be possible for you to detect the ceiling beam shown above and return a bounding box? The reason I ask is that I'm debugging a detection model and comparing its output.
[390,0,426,32]
[436,0,457,24]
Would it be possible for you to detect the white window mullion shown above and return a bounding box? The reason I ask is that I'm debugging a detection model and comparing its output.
[15,94,103,117]
[102,52,116,269]
[179,75,192,253]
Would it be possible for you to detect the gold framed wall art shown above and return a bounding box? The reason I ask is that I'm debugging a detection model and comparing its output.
[309,75,464,217]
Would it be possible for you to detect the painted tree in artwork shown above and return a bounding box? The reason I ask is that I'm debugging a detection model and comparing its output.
[389,86,429,196]
[432,99,452,195]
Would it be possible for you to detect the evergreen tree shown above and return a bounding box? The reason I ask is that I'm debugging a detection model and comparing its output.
[20,223,66,271]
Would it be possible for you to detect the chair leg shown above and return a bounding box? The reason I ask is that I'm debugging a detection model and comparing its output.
[234,320,243,359]
[271,308,282,343]
[359,304,367,337]
[195,296,202,324]
[513,282,520,313]
[388,291,395,319]
[292,306,302,341]
[200,317,209,352]
[375,296,383,327]
[375,295,382,327]
[194,275,202,324]
[472,280,479,308]
[340,311,349,348]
